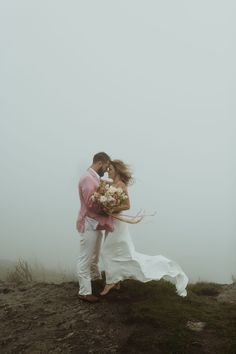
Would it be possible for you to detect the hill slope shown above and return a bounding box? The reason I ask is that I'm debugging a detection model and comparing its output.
[0,279,235,353]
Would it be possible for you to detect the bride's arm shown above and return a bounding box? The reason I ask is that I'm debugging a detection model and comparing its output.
[112,201,130,213]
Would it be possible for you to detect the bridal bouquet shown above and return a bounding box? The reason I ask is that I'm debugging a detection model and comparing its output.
[91,180,128,214]
[91,180,154,224]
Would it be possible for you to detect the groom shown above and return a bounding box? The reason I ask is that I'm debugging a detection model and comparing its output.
[76,152,114,302]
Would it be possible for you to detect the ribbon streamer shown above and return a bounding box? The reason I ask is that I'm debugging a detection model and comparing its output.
[108,209,157,224]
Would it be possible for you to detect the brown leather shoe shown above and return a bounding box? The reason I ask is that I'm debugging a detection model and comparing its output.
[77,293,99,303]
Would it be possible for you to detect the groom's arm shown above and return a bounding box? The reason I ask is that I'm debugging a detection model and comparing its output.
[80,178,105,214]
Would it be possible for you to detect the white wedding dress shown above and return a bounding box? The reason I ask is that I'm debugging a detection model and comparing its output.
[101,219,188,297]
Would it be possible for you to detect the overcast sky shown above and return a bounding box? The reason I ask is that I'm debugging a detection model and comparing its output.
[0,1,235,283]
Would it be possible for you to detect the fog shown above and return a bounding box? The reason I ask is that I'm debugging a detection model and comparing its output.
[1,1,235,283]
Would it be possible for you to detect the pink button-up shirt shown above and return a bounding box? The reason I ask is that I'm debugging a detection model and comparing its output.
[76,168,114,233]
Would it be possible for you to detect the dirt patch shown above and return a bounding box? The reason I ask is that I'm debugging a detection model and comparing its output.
[0,280,135,354]
[217,282,236,304]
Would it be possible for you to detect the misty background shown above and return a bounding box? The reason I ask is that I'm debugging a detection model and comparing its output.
[0,1,235,284]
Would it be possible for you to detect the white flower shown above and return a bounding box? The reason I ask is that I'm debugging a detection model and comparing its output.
[108,186,117,194]
[100,173,113,183]
[99,196,107,203]
[107,196,115,202]
[116,188,123,194]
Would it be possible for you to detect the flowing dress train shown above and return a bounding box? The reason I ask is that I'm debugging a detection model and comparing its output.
[101,219,188,297]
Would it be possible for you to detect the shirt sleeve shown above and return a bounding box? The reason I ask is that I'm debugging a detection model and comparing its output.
[80,177,100,212]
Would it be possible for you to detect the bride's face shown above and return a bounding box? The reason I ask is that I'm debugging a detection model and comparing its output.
[108,164,116,180]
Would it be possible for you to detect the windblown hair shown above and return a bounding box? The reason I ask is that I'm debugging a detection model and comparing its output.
[111,159,134,186]
[93,152,111,164]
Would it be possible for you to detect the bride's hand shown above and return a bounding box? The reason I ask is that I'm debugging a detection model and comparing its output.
[101,206,114,215]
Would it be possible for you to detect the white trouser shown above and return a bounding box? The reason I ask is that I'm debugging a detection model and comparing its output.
[76,220,103,295]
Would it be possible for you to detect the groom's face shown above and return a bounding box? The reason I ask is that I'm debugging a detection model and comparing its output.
[97,161,110,177]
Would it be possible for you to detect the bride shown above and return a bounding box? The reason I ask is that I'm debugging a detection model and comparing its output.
[100,160,188,297]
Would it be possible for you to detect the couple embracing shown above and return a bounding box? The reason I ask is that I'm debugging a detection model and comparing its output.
[76,152,188,303]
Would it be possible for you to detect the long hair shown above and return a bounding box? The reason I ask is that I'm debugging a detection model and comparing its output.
[111,159,134,186]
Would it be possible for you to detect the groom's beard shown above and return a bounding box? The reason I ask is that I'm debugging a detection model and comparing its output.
[97,168,105,177]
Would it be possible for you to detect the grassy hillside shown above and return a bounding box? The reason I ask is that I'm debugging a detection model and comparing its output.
[0,268,235,353]
[112,279,236,353]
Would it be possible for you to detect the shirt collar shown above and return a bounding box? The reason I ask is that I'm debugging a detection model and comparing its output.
[88,167,100,180]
